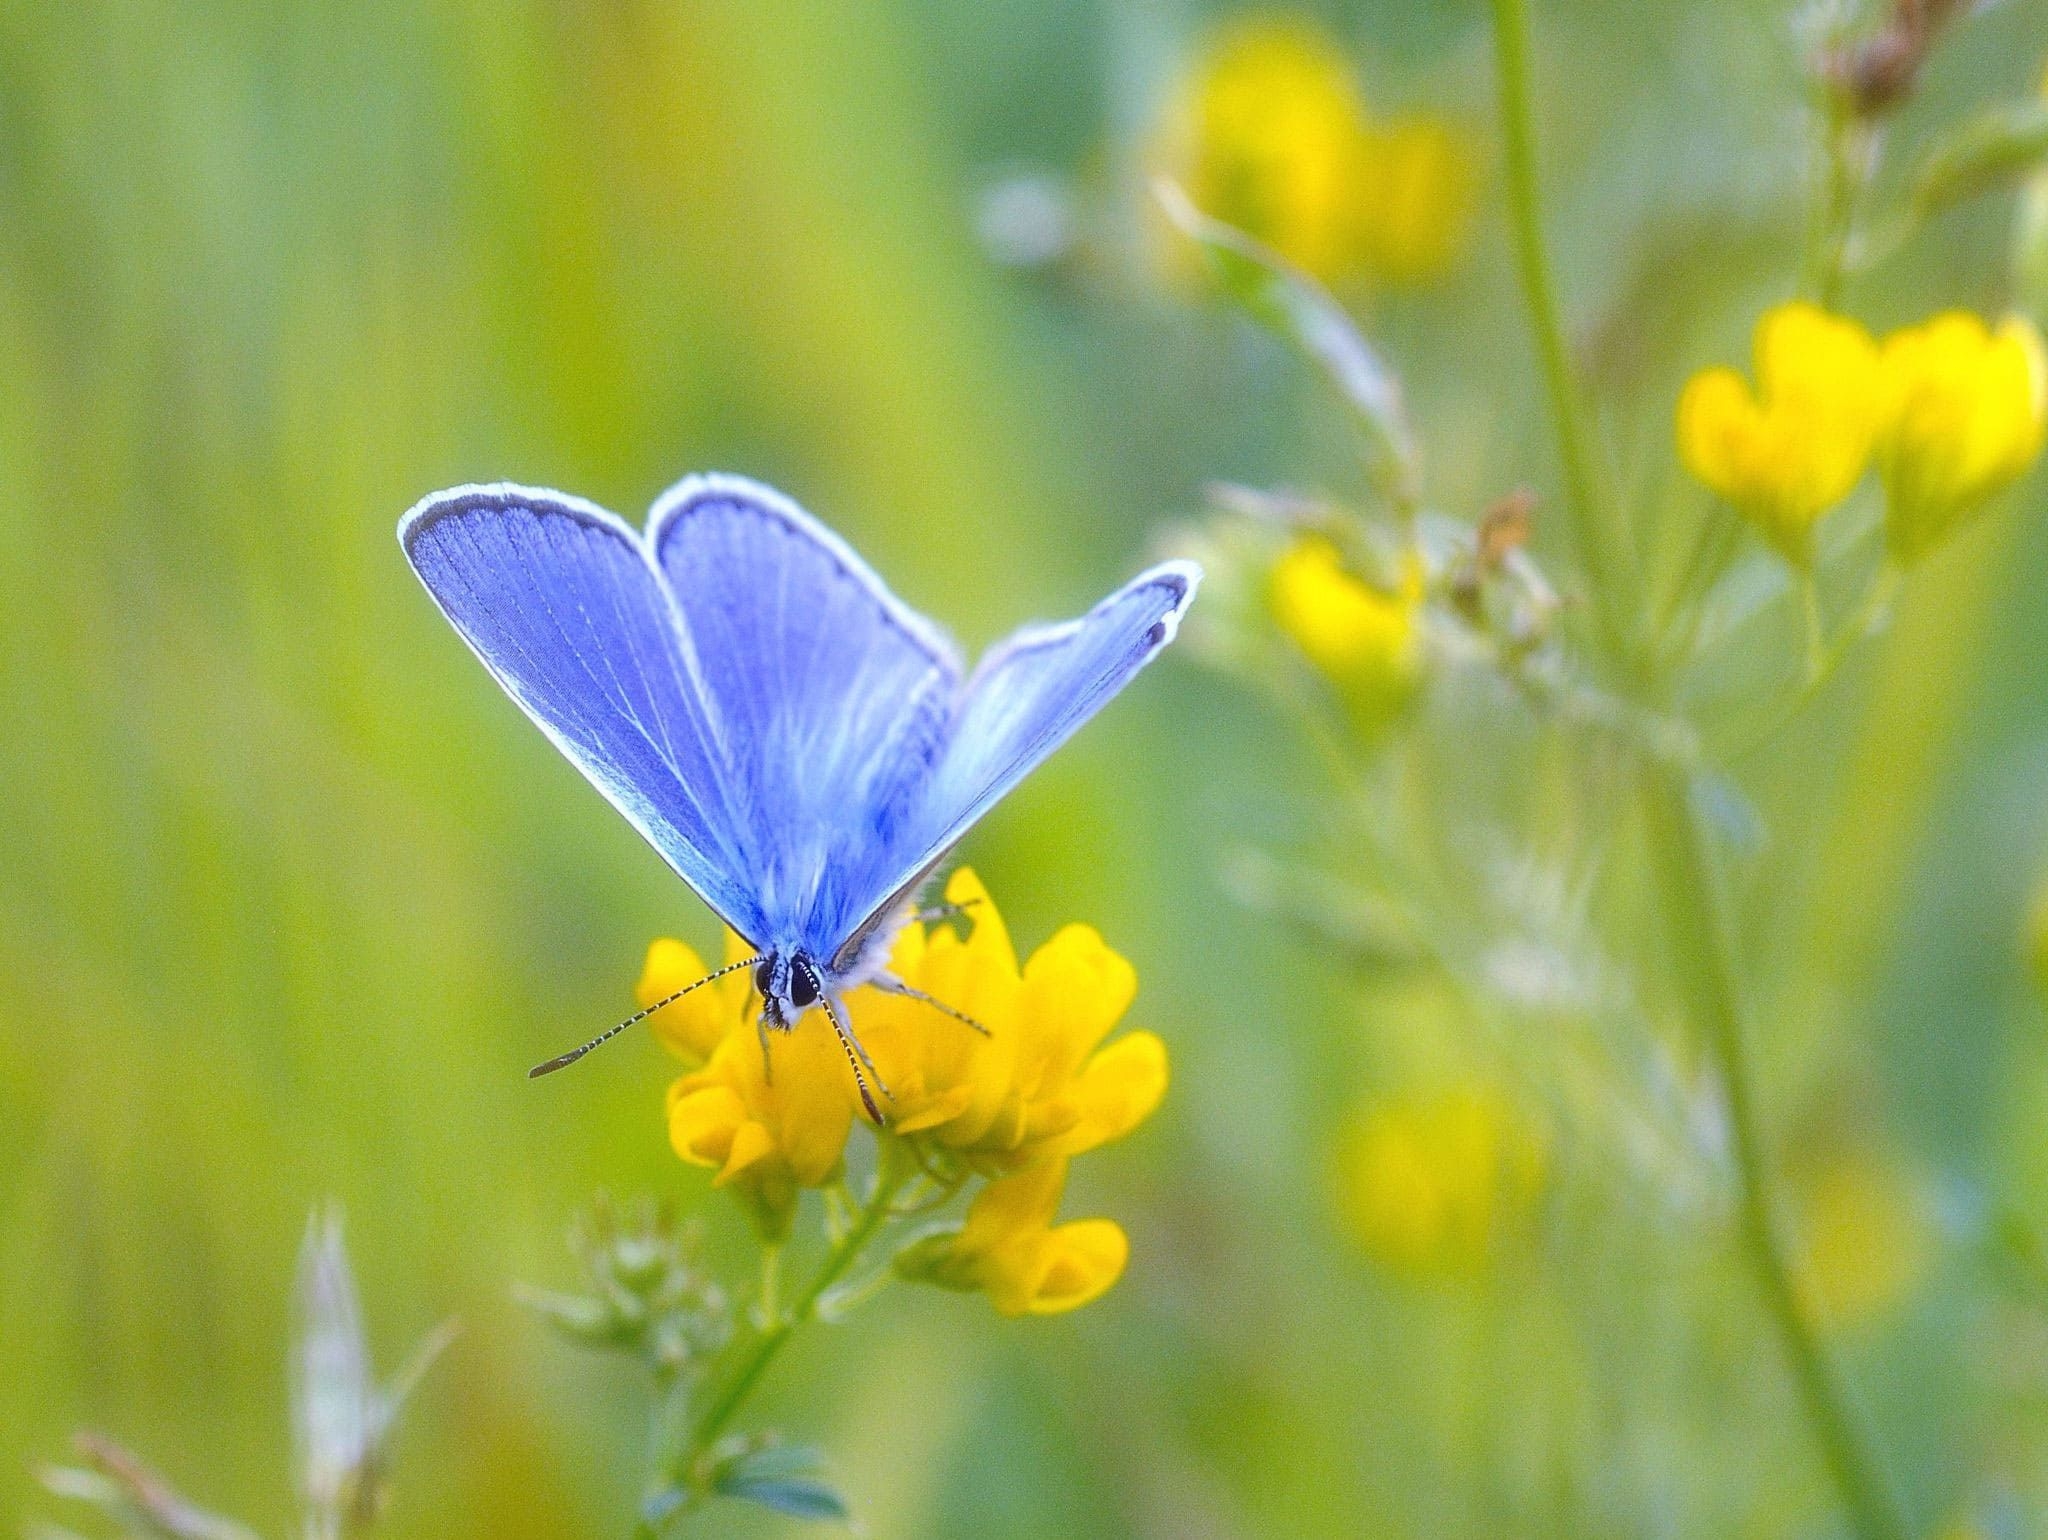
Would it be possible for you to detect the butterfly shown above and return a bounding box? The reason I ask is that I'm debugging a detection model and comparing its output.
[399,474,1199,1121]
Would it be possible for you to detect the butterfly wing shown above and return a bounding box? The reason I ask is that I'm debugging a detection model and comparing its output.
[644,475,962,949]
[399,483,772,944]
[829,559,1201,973]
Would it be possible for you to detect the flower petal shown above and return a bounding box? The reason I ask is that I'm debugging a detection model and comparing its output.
[639,938,741,1063]
[956,1157,1069,1255]
[668,1083,747,1169]
[713,1120,777,1186]
[1014,925,1137,1097]
[1018,1220,1130,1315]
[1044,1031,1170,1156]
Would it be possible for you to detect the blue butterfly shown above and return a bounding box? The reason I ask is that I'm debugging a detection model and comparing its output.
[399,474,1199,1120]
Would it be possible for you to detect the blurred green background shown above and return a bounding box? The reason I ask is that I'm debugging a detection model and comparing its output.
[6,0,2048,1535]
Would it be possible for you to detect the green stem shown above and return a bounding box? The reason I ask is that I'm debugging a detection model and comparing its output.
[1640,767,1906,1540]
[1721,563,1902,764]
[1489,0,1630,656]
[670,1146,910,1485]
[1808,89,1874,309]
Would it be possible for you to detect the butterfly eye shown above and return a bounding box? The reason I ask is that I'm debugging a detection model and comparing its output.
[753,958,774,997]
[788,959,820,1010]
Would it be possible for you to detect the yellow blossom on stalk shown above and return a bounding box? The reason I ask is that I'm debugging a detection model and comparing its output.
[1872,311,2047,564]
[1335,1087,1544,1277]
[1677,302,1882,566]
[1793,1149,1931,1331]
[637,869,1166,1295]
[894,1157,1129,1316]
[1269,536,1423,726]
[1149,20,1472,289]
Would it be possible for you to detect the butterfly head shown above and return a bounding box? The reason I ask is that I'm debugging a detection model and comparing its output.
[753,950,824,1031]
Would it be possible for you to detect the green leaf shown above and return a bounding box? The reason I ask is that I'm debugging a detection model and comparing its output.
[710,1443,852,1523]
[1910,99,2048,222]
[724,1477,852,1521]
[1153,179,1419,504]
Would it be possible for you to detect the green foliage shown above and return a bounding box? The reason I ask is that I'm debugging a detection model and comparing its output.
[7,1,2048,1537]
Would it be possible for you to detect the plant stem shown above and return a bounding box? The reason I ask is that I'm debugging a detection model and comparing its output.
[1721,563,1903,764]
[1808,89,1874,309]
[1489,0,1630,656]
[672,1145,910,1483]
[1640,766,1906,1540]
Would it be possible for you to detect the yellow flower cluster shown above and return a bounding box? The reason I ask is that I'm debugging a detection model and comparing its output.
[1334,1087,1545,1278]
[1150,19,1473,289]
[640,871,1168,1314]
[1268,535,1424,727]
[1678,302,2046,567]
[1792,1148,1930,1332]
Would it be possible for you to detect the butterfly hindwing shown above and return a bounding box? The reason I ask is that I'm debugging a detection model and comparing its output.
[830,560,1201,971]
[399,484,773,944]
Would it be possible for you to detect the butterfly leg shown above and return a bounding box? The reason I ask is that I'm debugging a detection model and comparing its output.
[871,973,992,1037]
[820,991,890,1126]
[756,1015,775,1086]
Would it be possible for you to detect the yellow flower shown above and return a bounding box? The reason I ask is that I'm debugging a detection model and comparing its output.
[642,870,1166,1245]
[1873,311,2047,564]
[1149,20,1472,289]
[1335,1088,1544,1277]
[1677,302,1882,566]
[1793,1149,1930,1331]
[1269,536,1422,725]
[892,1157,1129,1315]
[661,965,858,1239]
[1356,116,1475,286]
[850,869,1169,1169]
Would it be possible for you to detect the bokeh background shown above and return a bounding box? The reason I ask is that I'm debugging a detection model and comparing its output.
[6,0,2048,1535]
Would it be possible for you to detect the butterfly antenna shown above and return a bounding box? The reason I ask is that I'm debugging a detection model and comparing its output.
[820,991,887,1126]
[530,955,759,1078]
[876,976,991,1037]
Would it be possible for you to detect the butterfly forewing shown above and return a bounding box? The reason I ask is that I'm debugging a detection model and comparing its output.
[399,485,772,944]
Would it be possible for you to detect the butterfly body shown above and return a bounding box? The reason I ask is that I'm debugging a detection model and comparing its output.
[399,474,1198,1114]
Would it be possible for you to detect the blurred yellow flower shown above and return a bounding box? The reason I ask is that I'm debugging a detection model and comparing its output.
[1335,1087,1544,1277]
[1873,311,2047,564]
[1678,302,1883,567]
[1793,1149,1931,1331]
[892,1156,1128,1315]
[640,870,1167,1267]
[1150,19,1472,289]
[1359,117,1475,286]
[1269,536,1423,725]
